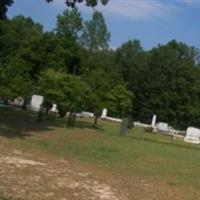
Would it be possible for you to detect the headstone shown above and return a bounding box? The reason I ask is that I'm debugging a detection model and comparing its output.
[80,112,94,118]
[119,118,129,135]
[13,96,24,107]
[184,127,200,144]
[156,122,168,132]
[50,104,58,113]
[151,115,157,127]
[30,95,44,112]
[101,108,107,119]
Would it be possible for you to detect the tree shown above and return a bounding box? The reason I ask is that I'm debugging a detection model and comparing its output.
[115,40,145,85]
[81,11,110,51]
[0,16,44,98]
[0,0,109,21]
[0,0,13,20]
[38,69,92,117]
[105,85,134,118]
[55,8,83,74]
[56,8,83,42]
[0,56,34,98]
[47,0,109,8]
[132,40,200,129]
[115,39,148,119]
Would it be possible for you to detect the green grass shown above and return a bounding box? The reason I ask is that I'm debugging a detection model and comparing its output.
[1,107,200,189]
[0,195,12,200]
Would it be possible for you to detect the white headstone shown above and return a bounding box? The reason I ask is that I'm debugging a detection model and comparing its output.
[101,108,107,119]
[50,104,58,113]
[30,95,44,112]
[157,122,168,132]
[184,127,200,144]
[13,96,24,106]
[151,115,157,127]
[80,112,94,118]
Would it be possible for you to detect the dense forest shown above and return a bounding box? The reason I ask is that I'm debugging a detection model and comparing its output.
[1,1,200,129]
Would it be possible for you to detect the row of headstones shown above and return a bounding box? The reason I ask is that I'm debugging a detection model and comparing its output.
[11,96,200,144]
[30,95,58,113]
[31,99,129,135]
[151,115,200,145]
[3,94,58,113]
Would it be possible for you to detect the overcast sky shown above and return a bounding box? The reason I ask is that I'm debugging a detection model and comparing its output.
[8,0,200,49]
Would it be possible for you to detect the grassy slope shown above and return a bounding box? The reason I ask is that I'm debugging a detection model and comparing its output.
[1,107,200,189]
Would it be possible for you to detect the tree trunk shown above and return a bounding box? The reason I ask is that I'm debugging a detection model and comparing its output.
[67,112,76,127]
[93,116,98,127]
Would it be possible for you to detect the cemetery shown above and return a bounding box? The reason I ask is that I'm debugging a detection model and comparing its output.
[0,94,199,143]
[1,1,200,200]
[0,104,200,200]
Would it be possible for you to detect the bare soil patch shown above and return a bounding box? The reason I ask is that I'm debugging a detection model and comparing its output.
[0,141,127,200]
[0,139,198,200]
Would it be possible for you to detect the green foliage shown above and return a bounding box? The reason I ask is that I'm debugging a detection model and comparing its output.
[38,69,92,113]
[81,11,110,51]
[0,196,11,200]
[0,16,44,98]
[0,0,13,20]
[115,39,200,129]
[47,0,109,8]
[56,9,83,74]
[57,103,68,118]
[56,8,83,43]
[105,85,134,118]
[1,8,200,130]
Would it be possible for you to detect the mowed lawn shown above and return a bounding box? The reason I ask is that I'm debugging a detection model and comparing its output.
[0,107,200,199]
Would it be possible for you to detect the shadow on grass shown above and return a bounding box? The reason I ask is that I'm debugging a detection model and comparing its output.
[0,107,100,139]
[0,107,54,138]
[75,119,103,131]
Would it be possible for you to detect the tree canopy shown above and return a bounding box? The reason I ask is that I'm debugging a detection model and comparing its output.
[0,0,13,20]
[47,0,109,7]
[1,7,200,129]
[81,11,110,51]
[1,0,109,20]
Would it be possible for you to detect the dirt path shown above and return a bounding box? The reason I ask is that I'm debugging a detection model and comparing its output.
[0,144,127,200]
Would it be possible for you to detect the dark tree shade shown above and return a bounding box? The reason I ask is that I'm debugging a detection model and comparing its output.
[0,0,13,20]
[46,0,109,7]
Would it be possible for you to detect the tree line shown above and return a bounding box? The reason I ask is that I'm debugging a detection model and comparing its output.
[1,5,200,129]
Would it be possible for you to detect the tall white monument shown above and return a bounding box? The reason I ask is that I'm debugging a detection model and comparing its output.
[101,108,107,119]
[151,115,157,127]
[30,95,44,112]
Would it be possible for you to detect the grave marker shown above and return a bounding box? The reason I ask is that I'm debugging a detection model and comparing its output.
[119,118,129,135]
[30,95,44,112]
